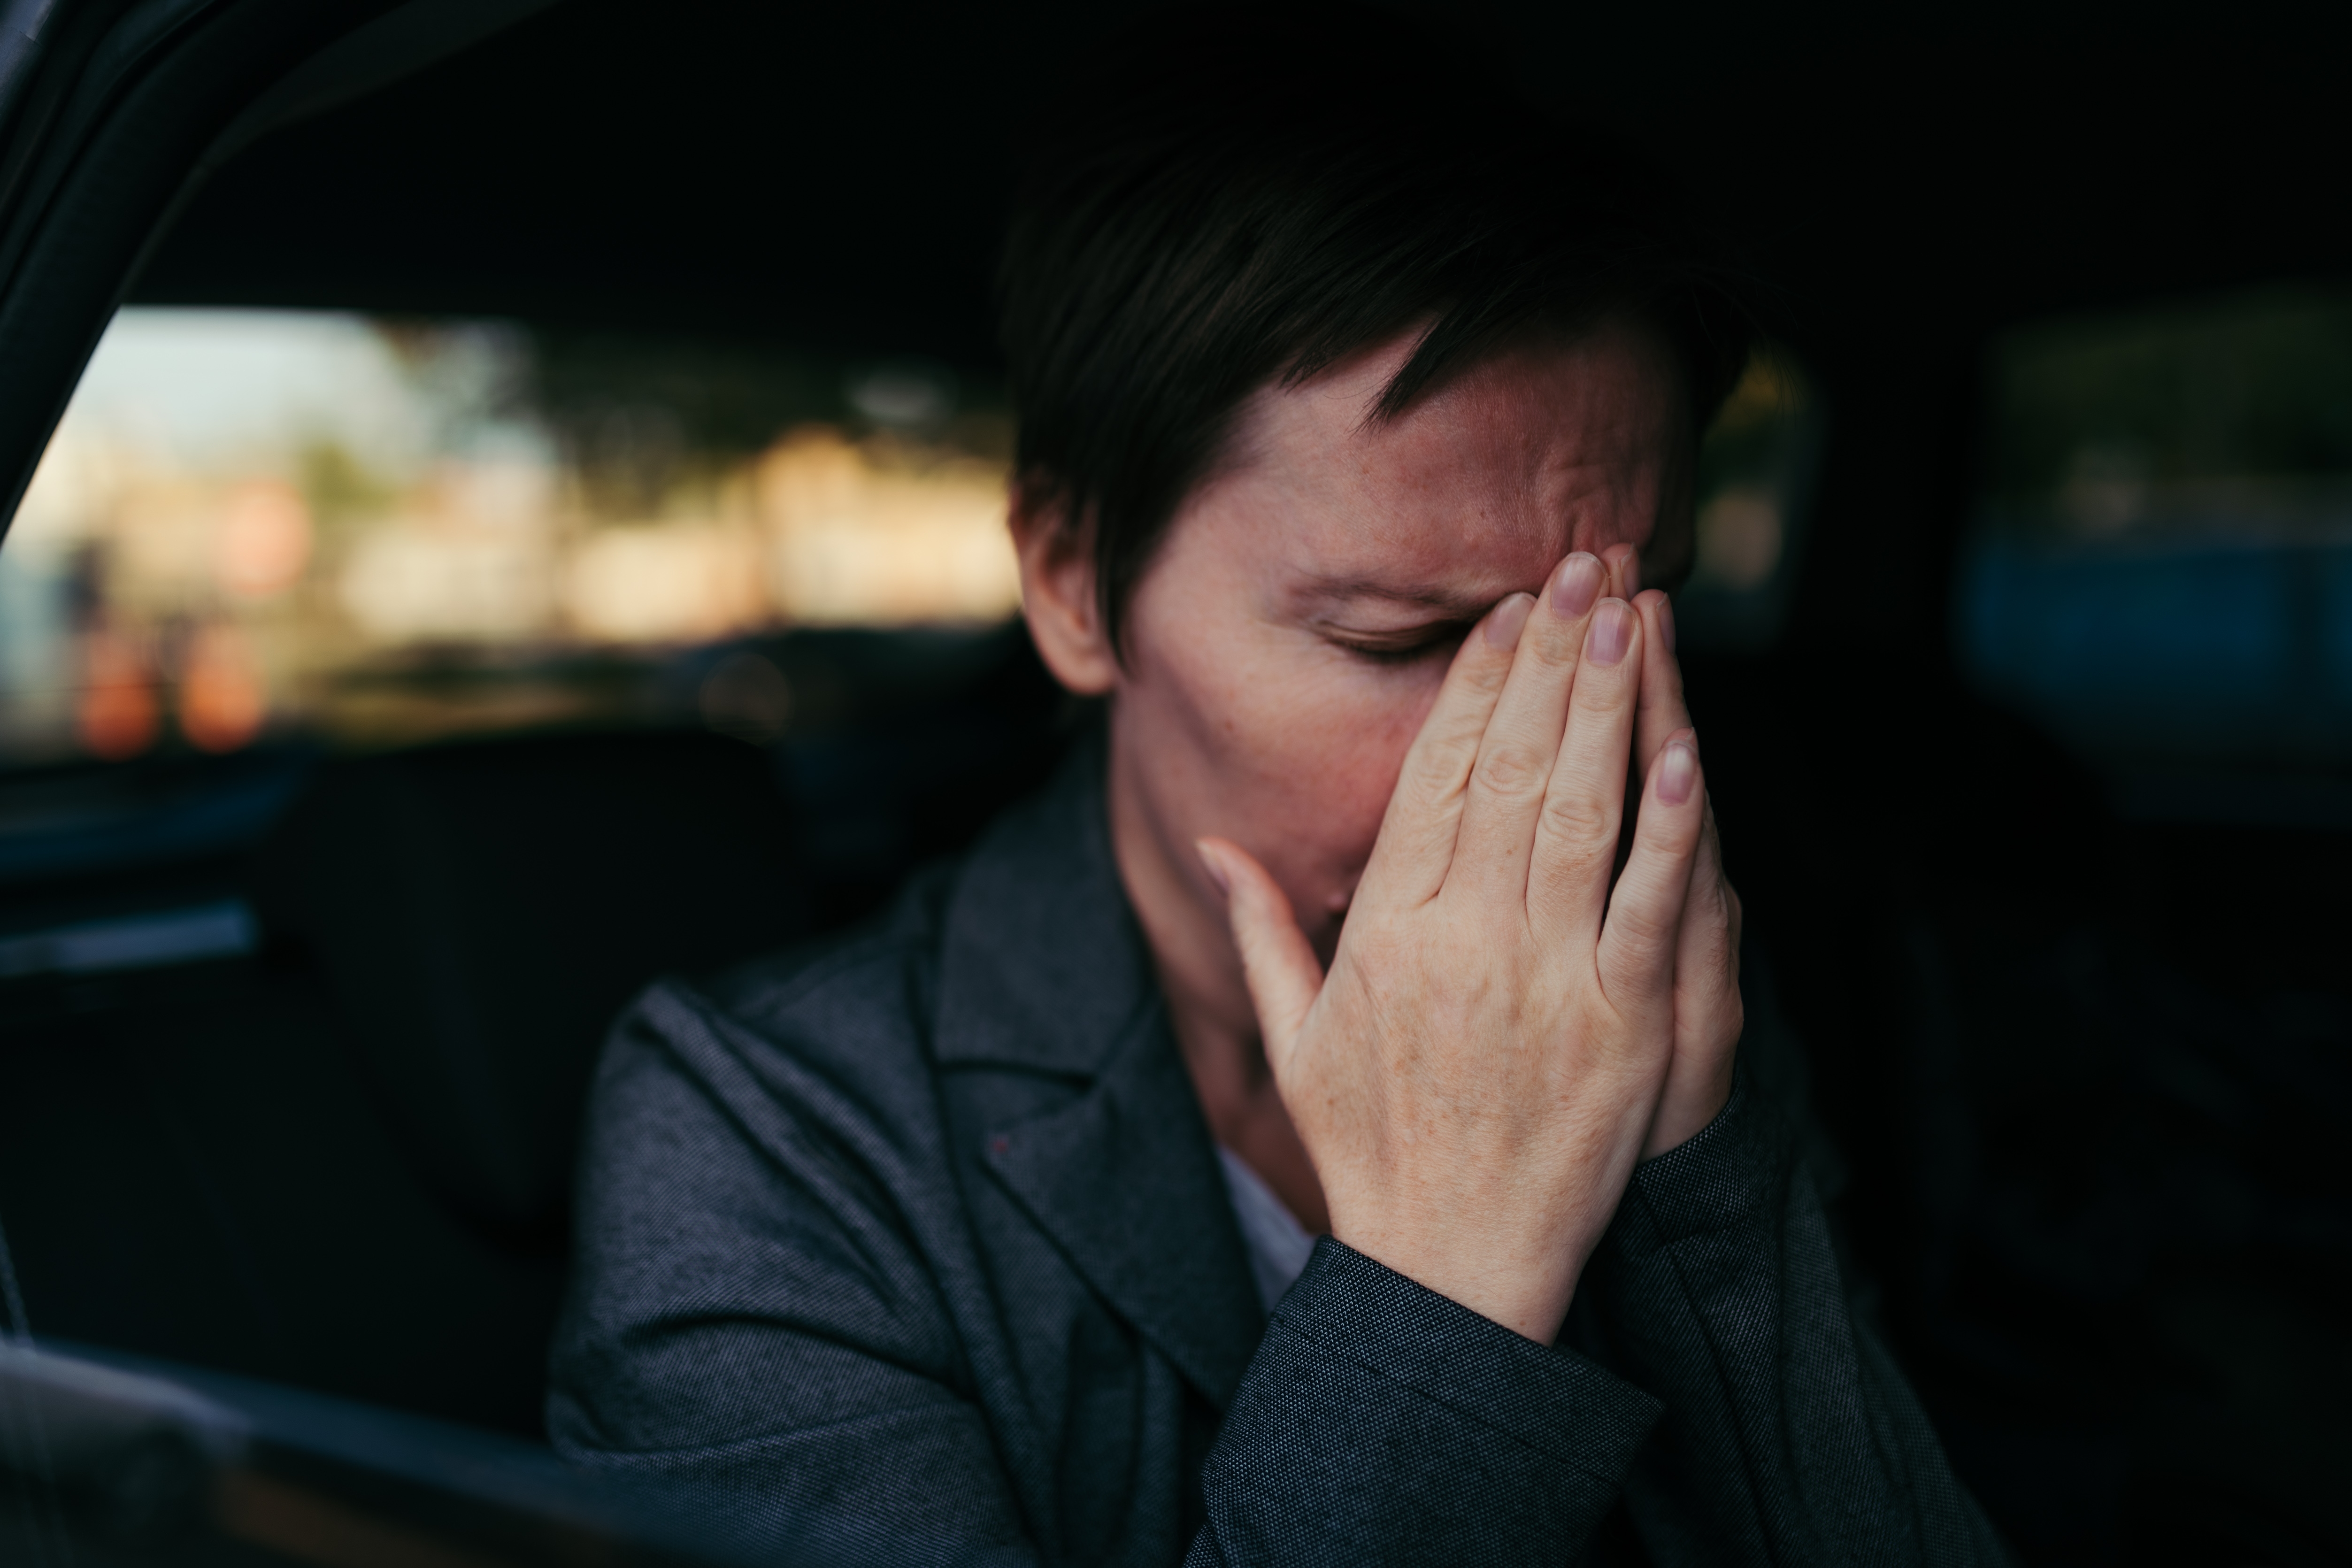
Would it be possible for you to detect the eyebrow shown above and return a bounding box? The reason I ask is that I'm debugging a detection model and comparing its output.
[1291,574,1503,622]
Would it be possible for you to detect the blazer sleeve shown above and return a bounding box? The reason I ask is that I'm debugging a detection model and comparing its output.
[1190,1243,1662,1566]
[552,986,1670,1568]
[1583,1082,2015,1566]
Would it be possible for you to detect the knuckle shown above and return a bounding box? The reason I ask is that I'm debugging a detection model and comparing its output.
[1611,901,1676,957]
[1570,652,1636,702]
[1632,790,1700,845]
[1387,759,1451,820]
[1527,843,1616,932]
[1464,643,1517,690]
[1541,829,1616,892]
[1472,740,1547,798]
[1407,726,1480,791]
[1613,861,1679,929]
[1540,779,1615,843]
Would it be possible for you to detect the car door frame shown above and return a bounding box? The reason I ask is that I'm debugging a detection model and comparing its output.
[0,0,561,544]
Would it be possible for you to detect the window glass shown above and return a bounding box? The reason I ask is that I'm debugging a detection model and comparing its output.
[1959,287,2352,813]
[0,309,1018,767]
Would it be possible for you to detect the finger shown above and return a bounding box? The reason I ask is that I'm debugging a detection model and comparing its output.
[1594,730,1705,1009]
[1197,838,1324,1069]
[1644,792,1743,1154]
[1529,598,1646,936]
[1446,552,1610,906]
[1600,542,1641,600]
[1674,795,1741,1038]
[1630,589,1689,782]
[1356,591,1536,908]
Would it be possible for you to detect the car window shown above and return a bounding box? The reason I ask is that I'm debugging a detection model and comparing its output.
[0,308,1018,769]
[1958,286,2352,822]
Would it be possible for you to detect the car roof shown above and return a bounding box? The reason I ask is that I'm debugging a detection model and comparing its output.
[126,0,2352,375]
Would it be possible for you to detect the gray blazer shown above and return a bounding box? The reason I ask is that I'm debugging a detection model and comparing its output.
[547,744,2009,1566]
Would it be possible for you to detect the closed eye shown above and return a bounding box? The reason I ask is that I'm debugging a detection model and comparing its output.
[1324,622,1474,665]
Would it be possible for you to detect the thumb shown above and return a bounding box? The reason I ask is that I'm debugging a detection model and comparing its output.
[1195,837,1323,1070]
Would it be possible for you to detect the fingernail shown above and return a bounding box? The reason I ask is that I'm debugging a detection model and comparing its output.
[1619,552,1643,596]
[1483,592,1535,648]
[1588,600,1633,665]
[1195,839,1230,896]
[1659,596,1677,653]
[1659,738,1698,805]
[1549,553,1604,619]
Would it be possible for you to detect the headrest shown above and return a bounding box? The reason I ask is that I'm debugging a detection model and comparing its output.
[251,730,807,1238]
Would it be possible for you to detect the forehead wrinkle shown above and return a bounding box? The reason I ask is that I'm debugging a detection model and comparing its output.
[1272,454,1612,618]
[1196,319,1678,616]
[1335,408,1659,562]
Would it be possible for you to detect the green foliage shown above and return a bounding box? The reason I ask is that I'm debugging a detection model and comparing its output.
[300,439,397,535]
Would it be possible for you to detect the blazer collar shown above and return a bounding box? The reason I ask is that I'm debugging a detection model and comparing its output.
[933,728,1147,1078]
[933,732,1266,1406]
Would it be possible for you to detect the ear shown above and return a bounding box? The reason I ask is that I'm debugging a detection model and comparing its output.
[1010,477,1119,696]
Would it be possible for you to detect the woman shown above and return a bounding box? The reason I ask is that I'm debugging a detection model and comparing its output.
[549,14,2009,1565]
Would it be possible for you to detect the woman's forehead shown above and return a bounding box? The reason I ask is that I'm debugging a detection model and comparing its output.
[1197,321,1679,600]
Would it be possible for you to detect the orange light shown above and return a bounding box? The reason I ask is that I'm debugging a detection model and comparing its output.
[216,478,313,597]
[77,627,160,760]
[179,622,267,753]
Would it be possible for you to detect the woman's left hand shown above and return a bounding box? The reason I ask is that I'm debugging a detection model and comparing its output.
[1200,546,1745,1341]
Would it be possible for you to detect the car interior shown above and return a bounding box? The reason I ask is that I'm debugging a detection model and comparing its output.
[0,1,2346,1564]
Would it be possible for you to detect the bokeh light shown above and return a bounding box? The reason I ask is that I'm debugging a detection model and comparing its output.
[0,310,1021,765]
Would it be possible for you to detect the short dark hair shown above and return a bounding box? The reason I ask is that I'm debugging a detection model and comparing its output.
[997,5,1754,648]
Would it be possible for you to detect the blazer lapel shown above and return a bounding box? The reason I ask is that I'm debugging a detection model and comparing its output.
[933,735,1266,1407]
[982,1001,1266,1407]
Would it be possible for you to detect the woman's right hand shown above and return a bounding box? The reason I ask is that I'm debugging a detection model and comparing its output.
[1197,549,1733,1344]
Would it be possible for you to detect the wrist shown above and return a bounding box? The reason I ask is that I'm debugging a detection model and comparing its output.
[1329,1207,1593,1344]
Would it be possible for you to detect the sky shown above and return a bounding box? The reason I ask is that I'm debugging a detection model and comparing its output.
[57,308,438,474]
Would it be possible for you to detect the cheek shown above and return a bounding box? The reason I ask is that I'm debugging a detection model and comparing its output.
[1159,632,1445,875]
[1115,519,1447,905]
[1269,669,1432,844]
